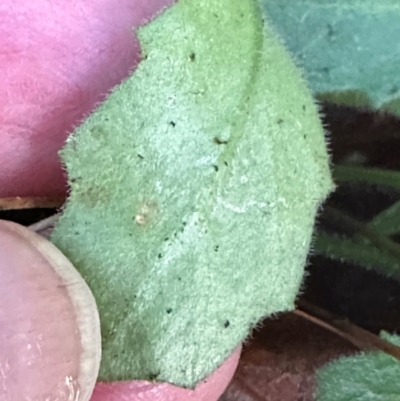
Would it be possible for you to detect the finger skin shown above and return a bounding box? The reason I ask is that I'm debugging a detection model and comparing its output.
[91,347,241,401]
[0,218,241,400]
[0,221,101,401]
[0,0,174,198]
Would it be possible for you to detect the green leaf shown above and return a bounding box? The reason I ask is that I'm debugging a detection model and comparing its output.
[314,231,400,281]
[51,0,332,387]
[262,0,400,114]
[316,333,400,401]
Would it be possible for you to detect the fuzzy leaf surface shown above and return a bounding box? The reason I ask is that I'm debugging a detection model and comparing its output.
[263,0,400,114]
[52,0,332,387]
[317,333,400,401]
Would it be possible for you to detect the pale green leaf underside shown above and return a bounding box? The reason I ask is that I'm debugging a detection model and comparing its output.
[263,0,400,114]
[316,333,400,401]
[51,0,332,387]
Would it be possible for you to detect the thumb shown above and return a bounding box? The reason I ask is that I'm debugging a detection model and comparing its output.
[0,220,240,401]
[0,220,101,401]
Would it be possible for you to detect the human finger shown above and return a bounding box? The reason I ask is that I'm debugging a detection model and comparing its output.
[0,0,174,198]
[0,221,101,400]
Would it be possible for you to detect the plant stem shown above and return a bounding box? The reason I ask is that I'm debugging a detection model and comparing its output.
[368,200,400,235]
[323,205,400,263]
[333,165,400,191]
[314,231,400,280]
[295,300,400,361]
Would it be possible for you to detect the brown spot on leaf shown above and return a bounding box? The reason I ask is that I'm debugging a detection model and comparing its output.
[134,200,159,227]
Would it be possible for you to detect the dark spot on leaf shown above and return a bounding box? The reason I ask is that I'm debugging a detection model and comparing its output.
[189,52,196,62]
[137,154,144,160]
[164,237,169,241]
[213,165,219,172]
[148,371,160,381]
[327,23,335,38]
[166,308,173,314]
[213,137,228,145]
[224,320,230,328]
[90,126,108,142]
[277,119,284,124]
[169,121,176,127]
[302,105,306,111]
[158,253,162,259]
[223,161,228,167]
[214,245,219,252]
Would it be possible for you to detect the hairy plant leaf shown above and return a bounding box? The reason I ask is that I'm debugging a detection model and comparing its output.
[314,231,400,281]
[263,0,400,114]
[51,0,332,387]
[316,333,400,401]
